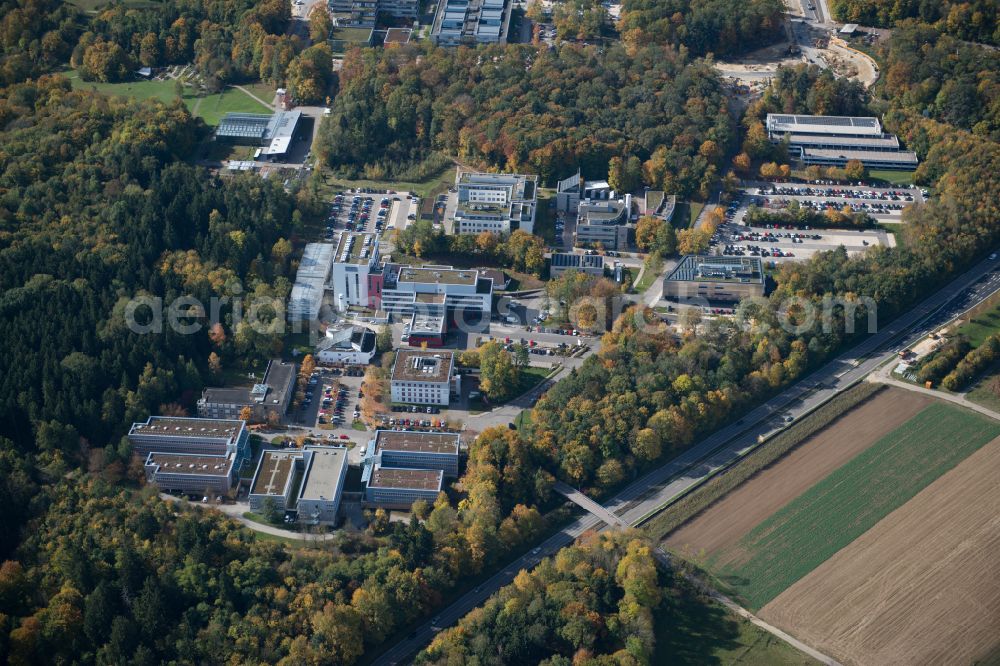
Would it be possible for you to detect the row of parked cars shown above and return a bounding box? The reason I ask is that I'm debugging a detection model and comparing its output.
[758,185,915,202]
[390,404,441,414]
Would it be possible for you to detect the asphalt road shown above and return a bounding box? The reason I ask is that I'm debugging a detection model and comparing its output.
[371,250,1000,666]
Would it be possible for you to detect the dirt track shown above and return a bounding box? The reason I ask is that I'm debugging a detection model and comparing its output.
[760,435,1000,666]
[665,388,932,556]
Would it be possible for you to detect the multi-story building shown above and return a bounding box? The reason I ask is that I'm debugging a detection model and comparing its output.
[390,350,458,406]
[555,171,616,213]
[765,114,918,170]
[406,312,447,347]
[574,196,631,250]
[328,232,382,311]
[366,430,461,477]
[316,325,377,365]
[289,242,335,320]
[363,465,443,509]
[452,172,538,235]
[663,255,766,303]
[128,416,250,467]
[549,252,605,278]
[380,264,492,324]
[430,0,511,46]
[143,452,238,495]
[197,359,296,422]
[248,446,349,525]
[328,0,416,26]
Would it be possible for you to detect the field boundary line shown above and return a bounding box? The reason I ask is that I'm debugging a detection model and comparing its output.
[633,378,863,527]
[710,591,843,666]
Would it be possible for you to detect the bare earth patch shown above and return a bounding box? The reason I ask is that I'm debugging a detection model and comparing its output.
[759,435,1000,666]
[665,388,932,557]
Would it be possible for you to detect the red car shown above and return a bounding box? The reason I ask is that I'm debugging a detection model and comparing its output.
[339,434,350,440]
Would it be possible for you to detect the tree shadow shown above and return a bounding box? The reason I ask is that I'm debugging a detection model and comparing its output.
[653,578,746,665]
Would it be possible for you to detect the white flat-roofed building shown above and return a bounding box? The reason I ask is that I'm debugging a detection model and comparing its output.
[390,350,458,406]
[289,243,335,320]
[128,416,250,467]
[452,171,538,234]
[296,446,349,526]
[550,252,605,277]
[329,232,382,311]
[379,264,492,321]
[215,111,302,158]
[575,196,631,250]
[363,465,443,509]
[144,452,237,495]
[366,430,461,477]
[248,446,349,525]
[249,449,300,513]
[766,114,919,170]
[316,325,376,365]
[430,0,512,46]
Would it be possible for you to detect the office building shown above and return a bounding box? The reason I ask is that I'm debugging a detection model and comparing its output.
[574,196,631,250]
[363,465,443,509]
[128,416,250,466]
[431,0,511,46]
[316,324,377,365]
[143,452,237,495]
[328,0,417,26]
[452,172,537,234]
[766,114,918,170]
[215,110,303,159]
[248,446,349,525]
[197,359,296,422]
[390,350,458,406]
[366,430,461,477]
[406,312,447,347]
[664,255,765,303]
[328,232,383,311]
[549,252,605,278]
[555,171,616,213]
[380,264,493,322]
[289,242,335,320]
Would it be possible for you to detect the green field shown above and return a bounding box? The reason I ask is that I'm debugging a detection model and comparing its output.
[956,300,1000,348]
[711,402,1000,610]
[655,580,818,665]
[868,169,916,186]
[966,369,1000,411]
[65,70,270,126]
[319,164,457,202]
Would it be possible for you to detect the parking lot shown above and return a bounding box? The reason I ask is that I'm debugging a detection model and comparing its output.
[735,183,925,224]
[711,221,894,262]
[323,189,419,242]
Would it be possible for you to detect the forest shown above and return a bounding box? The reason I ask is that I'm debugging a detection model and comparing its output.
[417,531,663,664]
[879,21,999,140]
[830,0,998,44]
[315,41,734,196]
[0,0,79,85]
[617,0,785,56]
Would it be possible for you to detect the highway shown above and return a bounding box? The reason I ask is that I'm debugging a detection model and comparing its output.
[371,251,1000,665]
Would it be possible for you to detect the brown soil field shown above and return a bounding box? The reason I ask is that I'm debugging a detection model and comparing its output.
[665,387,932,556]
[759,435,1000,666]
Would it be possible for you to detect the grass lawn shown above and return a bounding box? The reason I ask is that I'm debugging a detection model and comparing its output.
[655,580,819,665]
[633,262,661,293]
[710,402,1000,610]
[332,26,374,42]
[472,366,552,411]
[868,169,916,186]
[965,367,1000,411]
[319,164,457,201]
[65,70,270,126]
[534,189,558,244]
[956,300,1000,348]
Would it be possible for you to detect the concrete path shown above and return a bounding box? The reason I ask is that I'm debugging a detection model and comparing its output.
[869,367,1000,422]
[553,481,627,527]
[232,84,275,110]
[159,493,338,541]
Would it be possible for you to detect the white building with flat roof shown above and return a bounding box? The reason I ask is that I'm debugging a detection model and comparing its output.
[430,0,512,46]
[379,264,493,321]
[390,350,458,406]
[289,243,335,320]
[128,416,250,466]
[328,232,382,311]
[363,465,443,509]
[316,325,376,365]
[452,171,538,234]
[366,430,461,477]
[248,446,349,525]
[550,252,605,277]
[766,114,918,170]
[144,451,238,495]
